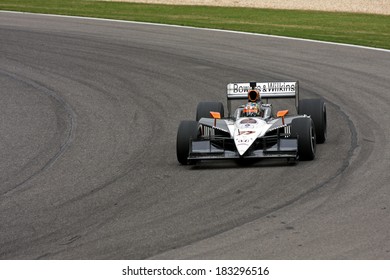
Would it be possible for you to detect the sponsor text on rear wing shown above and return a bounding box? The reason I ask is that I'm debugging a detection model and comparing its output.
[226,81,299,117]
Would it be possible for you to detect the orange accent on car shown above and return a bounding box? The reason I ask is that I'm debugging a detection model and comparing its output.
[277,110,289,117]
[248,90,260,102]
[243,108,258,113]
[210,111,221,119]
[277,110,289,125]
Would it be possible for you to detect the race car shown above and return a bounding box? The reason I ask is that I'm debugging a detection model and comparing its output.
[176,81,327,165]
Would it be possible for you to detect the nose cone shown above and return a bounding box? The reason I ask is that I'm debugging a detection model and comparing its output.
[234,130,257,156]
[234,118,271,156]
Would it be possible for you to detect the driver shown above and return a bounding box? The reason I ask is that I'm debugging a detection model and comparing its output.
[243,89,262,117]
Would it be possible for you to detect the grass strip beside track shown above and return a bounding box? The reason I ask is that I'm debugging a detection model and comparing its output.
[1,0,390,49]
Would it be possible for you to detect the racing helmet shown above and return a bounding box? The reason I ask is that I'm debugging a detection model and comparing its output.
[243,102,260,117]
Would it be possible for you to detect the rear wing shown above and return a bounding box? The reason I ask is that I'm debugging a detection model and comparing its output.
[226,81,299,117]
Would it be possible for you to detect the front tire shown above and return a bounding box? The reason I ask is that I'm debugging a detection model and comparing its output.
[298,99,327,144]
[176,120,199,165]
[291,117,316,161]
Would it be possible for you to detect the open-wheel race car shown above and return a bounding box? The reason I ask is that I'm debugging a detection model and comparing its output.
[176,81,327,165]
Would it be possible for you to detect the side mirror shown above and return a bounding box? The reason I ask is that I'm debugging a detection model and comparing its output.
[277,110,289,125]
[210,111,221,127]
[210,111,221,119]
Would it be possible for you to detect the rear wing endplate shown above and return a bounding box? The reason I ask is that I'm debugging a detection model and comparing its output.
[226,81,299,117]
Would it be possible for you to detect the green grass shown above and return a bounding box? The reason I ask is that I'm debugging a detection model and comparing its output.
[1,0,390,49]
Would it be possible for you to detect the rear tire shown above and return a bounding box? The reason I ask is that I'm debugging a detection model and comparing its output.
[291,117,316,161]
[298,99,327,144]
[176,120,199,165]
[196,101,224,121]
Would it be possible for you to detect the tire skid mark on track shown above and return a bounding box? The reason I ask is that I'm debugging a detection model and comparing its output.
[0,79,168,259]
[0,70,76,196]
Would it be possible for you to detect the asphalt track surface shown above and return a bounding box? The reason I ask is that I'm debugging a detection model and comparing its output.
[0,12,389,260]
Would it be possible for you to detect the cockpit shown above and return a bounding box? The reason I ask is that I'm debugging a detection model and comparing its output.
[234,104,273,120]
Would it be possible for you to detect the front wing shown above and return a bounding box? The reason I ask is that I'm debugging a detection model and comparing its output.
[188,137,298,161]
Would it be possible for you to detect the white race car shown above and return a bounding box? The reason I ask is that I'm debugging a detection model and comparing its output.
[177,81,327,165]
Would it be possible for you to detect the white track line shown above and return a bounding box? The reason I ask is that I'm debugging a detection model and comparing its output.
[1,10,389,53]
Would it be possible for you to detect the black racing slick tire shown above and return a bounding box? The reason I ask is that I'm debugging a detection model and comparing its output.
[291,117,316,161]
[196,101,224,121]
[176,120,199,165]
[298,99,327,144]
